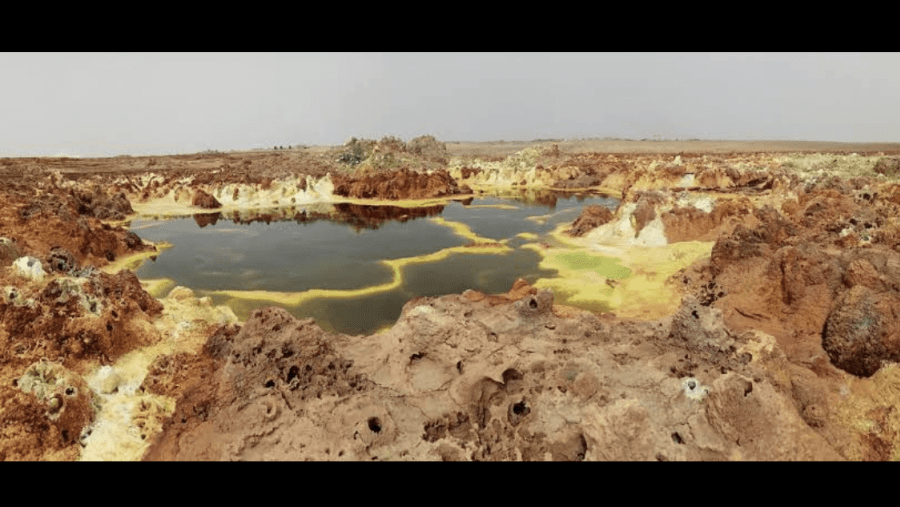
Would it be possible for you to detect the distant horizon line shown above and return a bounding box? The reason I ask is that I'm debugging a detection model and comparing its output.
[4,137,900,159]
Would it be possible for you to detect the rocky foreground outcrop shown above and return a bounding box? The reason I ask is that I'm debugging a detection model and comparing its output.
[680,182,900,379]
[140,279,842,461]
[0,268,165,460]
[1,182,153,268]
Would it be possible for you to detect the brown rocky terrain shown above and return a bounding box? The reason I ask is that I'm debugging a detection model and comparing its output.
[3,139,900,460]
[332,168,471,201]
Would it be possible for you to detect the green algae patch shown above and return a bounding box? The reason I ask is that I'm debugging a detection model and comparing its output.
[521,244,621,314]
[552,251,632,279]
[523,234,713,320]
[102,241,173,274]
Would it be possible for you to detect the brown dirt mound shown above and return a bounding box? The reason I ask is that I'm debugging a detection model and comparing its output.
[71,185,134,221]
[632,193,661,237]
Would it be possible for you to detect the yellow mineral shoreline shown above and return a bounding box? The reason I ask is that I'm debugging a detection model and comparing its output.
[205,217,511,307]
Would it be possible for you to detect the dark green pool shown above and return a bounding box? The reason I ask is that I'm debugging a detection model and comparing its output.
[131,192,618,335]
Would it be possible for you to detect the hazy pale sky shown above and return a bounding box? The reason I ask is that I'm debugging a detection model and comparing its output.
[1,52,898,157]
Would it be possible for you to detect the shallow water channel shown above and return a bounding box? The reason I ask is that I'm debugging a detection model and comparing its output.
[131,192,618,335]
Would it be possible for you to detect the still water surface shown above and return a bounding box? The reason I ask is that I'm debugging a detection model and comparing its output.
[132,192,617,335]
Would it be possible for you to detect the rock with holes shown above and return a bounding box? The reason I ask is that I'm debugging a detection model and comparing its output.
[514,289,554,318]
[682,377,710,401]
[10,359,96,449]
[46,247,78,274]
[669,295,733,354]
[140,278,846,461]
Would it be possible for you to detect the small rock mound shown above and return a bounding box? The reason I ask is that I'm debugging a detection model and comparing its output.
[822,285,900,377]
[669,295,734,356]
[567,205,614,237]
[192,189,221,209]
[0,359,95,460]
[337,137,375,166]
[72,186,134,220]
[406,135,448,164]
[873,157,900,177]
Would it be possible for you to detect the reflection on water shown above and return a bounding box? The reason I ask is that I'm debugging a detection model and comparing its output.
[133,191,618,335]
[191,203,449,231]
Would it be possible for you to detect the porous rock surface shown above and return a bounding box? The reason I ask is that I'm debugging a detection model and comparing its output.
[141,280,840,461]
[1,181,153,268]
